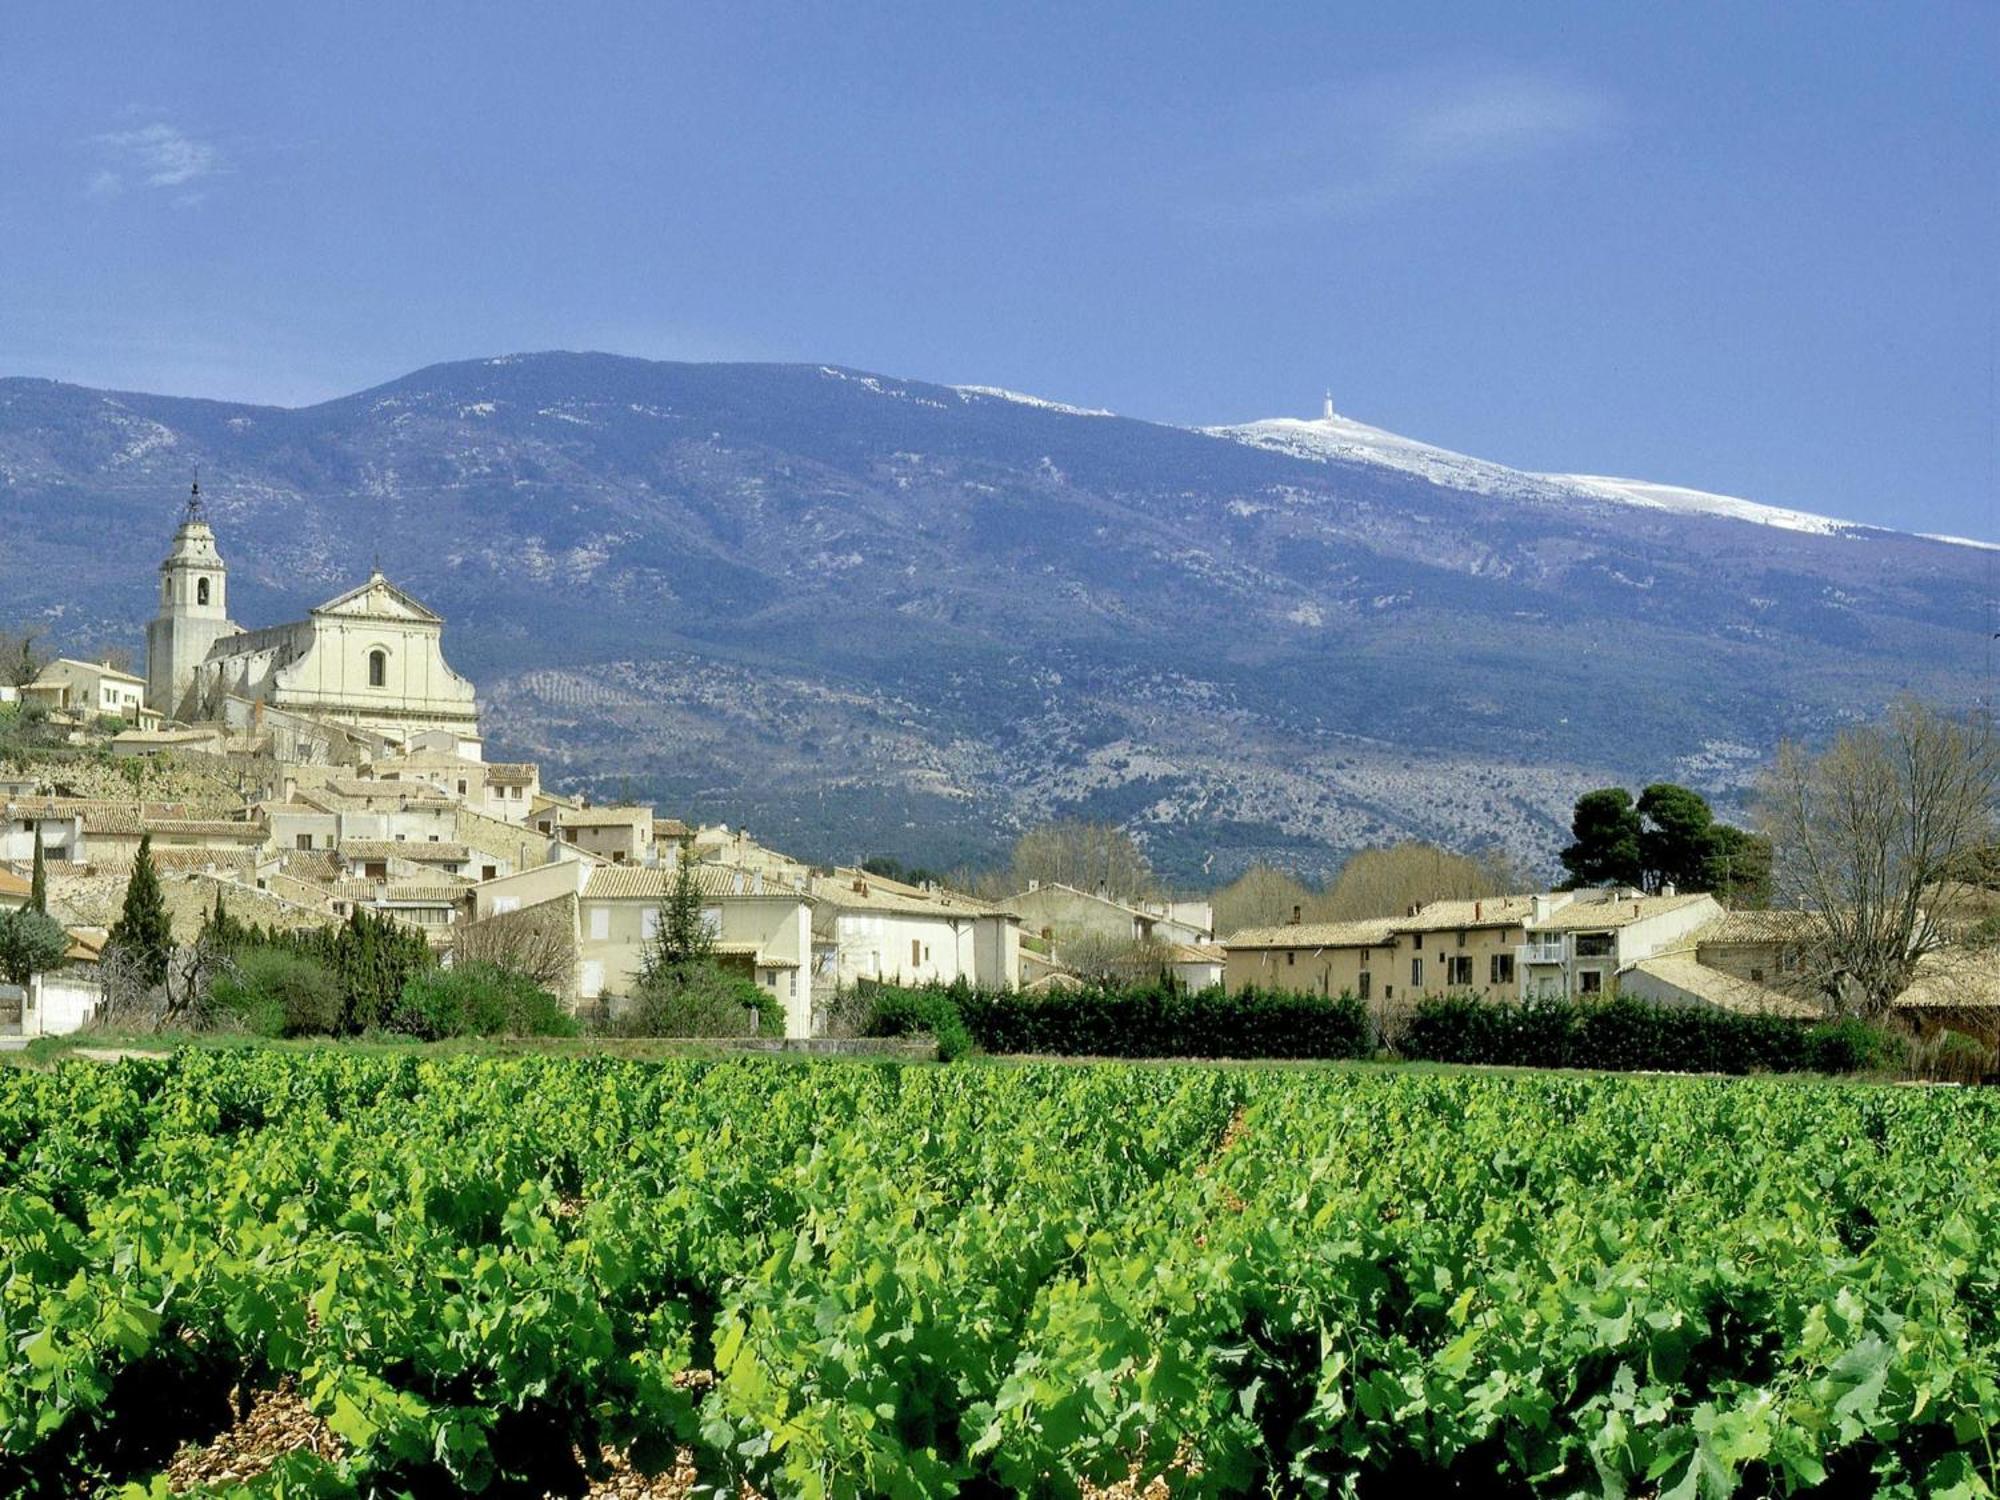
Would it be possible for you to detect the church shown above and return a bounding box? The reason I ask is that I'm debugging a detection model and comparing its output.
[144,483,482,749]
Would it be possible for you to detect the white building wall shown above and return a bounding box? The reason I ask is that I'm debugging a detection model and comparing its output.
[26,971,101,1036]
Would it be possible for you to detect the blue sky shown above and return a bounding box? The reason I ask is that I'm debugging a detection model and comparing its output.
[2,2,1994,537]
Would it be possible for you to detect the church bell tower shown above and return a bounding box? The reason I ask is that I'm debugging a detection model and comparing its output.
[145,478,238,718]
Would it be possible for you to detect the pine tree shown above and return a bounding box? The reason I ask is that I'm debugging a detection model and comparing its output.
[109,833,173,990]
[639,856,713,985]
[28,827,46,915]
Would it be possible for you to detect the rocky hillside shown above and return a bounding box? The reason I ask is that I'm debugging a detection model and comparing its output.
[0,353,1984,881]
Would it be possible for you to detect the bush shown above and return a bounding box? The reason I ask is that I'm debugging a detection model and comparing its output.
[391,962,577,1041]
[862,987,975,1061]
[211,949,344,1037]
[863,980,1372,1061]
[610,962,782,1038]
[1396,994,1896,1076]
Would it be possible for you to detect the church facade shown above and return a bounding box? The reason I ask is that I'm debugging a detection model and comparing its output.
[144,486,481,748]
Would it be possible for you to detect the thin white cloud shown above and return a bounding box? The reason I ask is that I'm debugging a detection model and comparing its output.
[1201,65,1619,224]
[87,121,224,199]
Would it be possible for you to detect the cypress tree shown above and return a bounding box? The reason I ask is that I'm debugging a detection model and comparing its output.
[108,833,173,990]
[28,827,45,915]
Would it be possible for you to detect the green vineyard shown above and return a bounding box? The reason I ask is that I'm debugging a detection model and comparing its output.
[4,1052,1999,1498]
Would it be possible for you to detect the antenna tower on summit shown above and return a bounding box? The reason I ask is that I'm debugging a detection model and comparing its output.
[1322,390,1335,422]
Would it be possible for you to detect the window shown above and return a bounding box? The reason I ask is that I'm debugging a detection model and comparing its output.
[1456,930,1467,948]
[588,907,610,941]
[1411,957,1424,988]
[1446,955,1473,986]
[1360,949,1371,965]
[1412,933,1423,951]
[1358,971,1372,1001]
[1750,967,1765,983]
[296,834,313,851]
[1577,933,1615,958]
[642,910,660,941]
[912,938,922,966]
[481,865,496,881]
[457,780,468,795]
[1286,951,1296,966]
[368,649,387,688]
[1490,953,1515,985]
[1579,970,1604,995]
[196,577,210,606]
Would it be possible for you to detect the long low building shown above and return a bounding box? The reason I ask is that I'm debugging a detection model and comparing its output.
[1225,889,1728,1010]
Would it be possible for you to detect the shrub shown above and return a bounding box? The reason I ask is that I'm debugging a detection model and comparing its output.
[864,980,1371,1061]
[610,962,782,1038]
[1396,994,1896,1076]
[0,907,70,987]
[862,987,975,1061]
[1805,1016,1905,1074]
[391,962,577,1040]
[211,949,344,1037]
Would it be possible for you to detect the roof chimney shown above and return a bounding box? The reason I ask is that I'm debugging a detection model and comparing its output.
[1290,904,1302,925]
[1474,900,1483,920]
[1661,882,1676,898]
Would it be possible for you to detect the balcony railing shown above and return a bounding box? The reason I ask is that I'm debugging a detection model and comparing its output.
[1518,940,1567,966]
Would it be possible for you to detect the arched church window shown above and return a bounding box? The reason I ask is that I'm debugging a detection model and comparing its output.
[196,577,210,606]
[368,649,387,688]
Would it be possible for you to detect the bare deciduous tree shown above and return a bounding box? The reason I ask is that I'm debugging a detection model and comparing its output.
[1211,864,1317,936]
[0,627,48,690]
[1760,698,2000,1017]
[454,903,578,994]
[98,934,235,1032]
[1318,842,1523,922]
[1007,821,1157,903]
[1057,932,1175,986]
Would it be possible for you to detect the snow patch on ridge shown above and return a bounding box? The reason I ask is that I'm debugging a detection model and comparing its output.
[1204,412,1989,550]
[954,385,1115,418]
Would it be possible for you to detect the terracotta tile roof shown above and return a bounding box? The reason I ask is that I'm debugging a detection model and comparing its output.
[1528,892,1714,931]
[337,840,470,863]
[1164,942,1226,964]
[148,849,257,874]
[1696,909,1816,945]
[1629,956,1825,1020]
[584,863,808,902]
[483,763,538,785]
[1225,918,1400,950]
[0,868,30,899]
[282,850,342,883]
[812,868,1010,920]
[1894,950,2000,1009]
[1399,895,1543,932]
[86,813,265,840]
[334,881,467,905]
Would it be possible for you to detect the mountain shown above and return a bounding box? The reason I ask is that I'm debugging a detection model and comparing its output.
[0,353,1986,883]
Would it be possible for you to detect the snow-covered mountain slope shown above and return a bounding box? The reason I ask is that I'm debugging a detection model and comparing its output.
[1202,408,1984,548]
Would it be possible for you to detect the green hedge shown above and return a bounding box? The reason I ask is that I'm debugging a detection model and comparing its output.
[1397,994,1896,1075]
[865,980,1371,1061]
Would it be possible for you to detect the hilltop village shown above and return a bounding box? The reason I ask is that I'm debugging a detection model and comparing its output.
[0,485,1982,1041]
